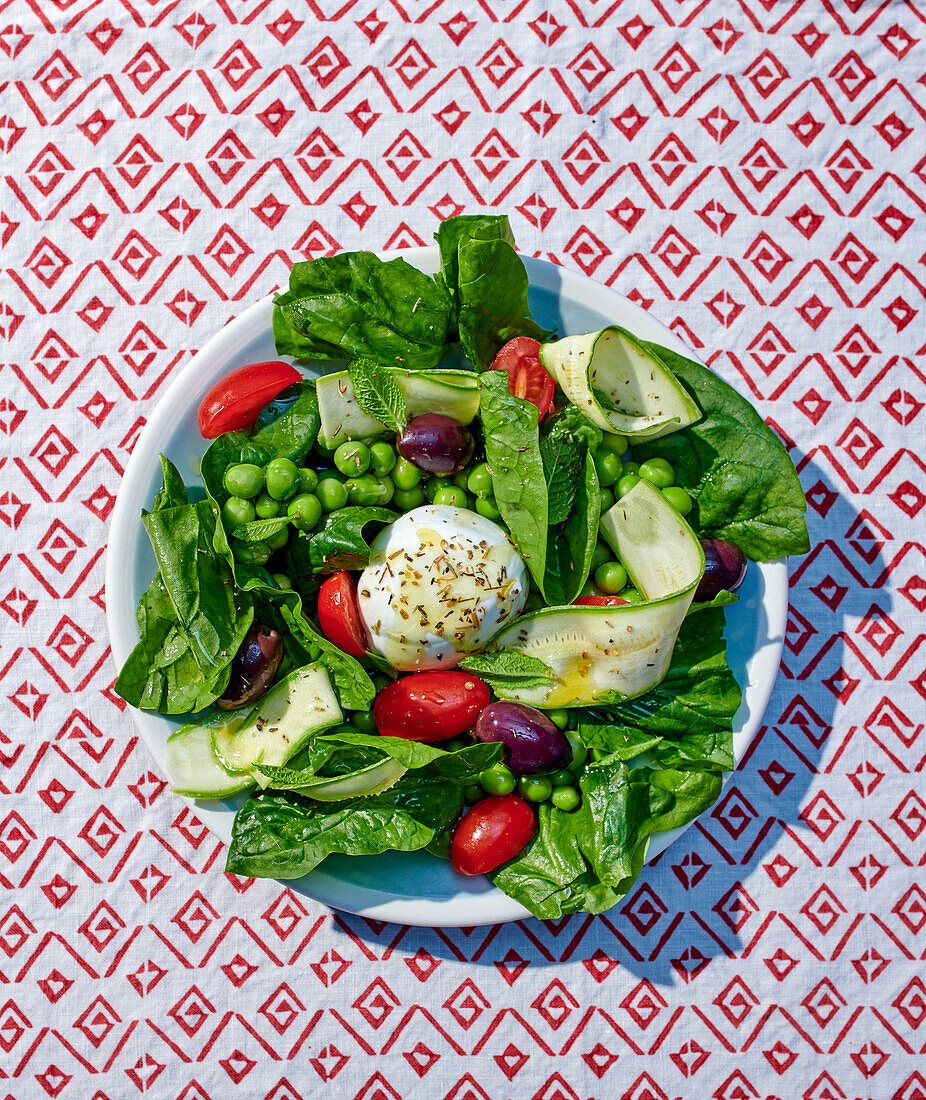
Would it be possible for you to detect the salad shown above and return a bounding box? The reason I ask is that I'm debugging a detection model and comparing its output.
[114,214,809,919]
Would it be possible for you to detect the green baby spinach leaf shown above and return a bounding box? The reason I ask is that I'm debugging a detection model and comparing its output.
[285,506,396,574]
[250,381,320,464]
[435,213,517,337]
[274,252,451,371]
[638,342,810,561]
[148,455,189,513]
[479,371,548,589]
[347,358,407,431]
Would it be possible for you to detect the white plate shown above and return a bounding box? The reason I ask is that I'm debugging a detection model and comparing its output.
[106,248,787,927]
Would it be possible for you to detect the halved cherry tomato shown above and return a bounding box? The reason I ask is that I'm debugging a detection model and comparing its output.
[573,595,629,606]
[198,361,302,438]
[373,670,490,743]
[450,794,536,876]
[489,337,555,421]
[317,572,368,659]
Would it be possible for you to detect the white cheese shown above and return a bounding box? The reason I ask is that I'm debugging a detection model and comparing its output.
[357,504,528,672]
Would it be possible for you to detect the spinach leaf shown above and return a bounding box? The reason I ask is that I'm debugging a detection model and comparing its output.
[479,371,548,589]
[490,757,723,918]
[599,603,741,751]
[236,567,375,711]
[285,506,396,574]
[543,450,600,605]
[148,455,189,513]
[226,744,498,878]
[250,381,320,464]
[460,650,554,694]
[435,214,516,337]
[142,501,254,676]
[638,342,809,561]
[274,252,451,370]
[347,358,407,431]
[456,238,552,370]
[539,430,581,525]
[114,572,231,713]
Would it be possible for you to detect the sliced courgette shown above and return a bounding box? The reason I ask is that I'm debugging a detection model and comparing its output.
[165,712,255,799]
[488,480,704,707]
[317,367,480,446]
[213,663,343,775]
[253,756,408,798]
[539,327,701,440]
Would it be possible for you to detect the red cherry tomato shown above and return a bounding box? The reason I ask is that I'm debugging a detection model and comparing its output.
[373,670,490,743]
[198,361,302,438]
[317,572,368,659]
[450,794,537,876]
[489,337,555,421]
[573,595,629,606]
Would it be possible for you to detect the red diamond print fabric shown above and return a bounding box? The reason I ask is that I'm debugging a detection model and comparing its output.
[2,0,925,1096]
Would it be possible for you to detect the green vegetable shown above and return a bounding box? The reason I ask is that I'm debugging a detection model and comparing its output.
[479,371,548,587]
[551,786,580,812]
[274,252,451,371]
[224,463,265,499]
[335,440,371,476]
[518,774,553,802]
[369,442,396,477]
[459,649,554,693]
[480,763,516,796]
[285,506,395,574]
[543,446,600,605]
[226,743,499,878]
[316,477,349,512]
[393,458,421,490]
[222,496,255,528]
[251,382,320,465]
[637,342,810,560]
[347,358,408,432]
[265,457,300,500]
[539,428,581,525]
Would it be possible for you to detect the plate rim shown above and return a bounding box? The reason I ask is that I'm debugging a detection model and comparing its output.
[105,247,788,927]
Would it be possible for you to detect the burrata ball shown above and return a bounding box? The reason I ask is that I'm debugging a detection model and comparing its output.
[357,504,528,672]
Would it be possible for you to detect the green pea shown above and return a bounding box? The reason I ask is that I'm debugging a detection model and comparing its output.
[224,463,265,499]
[394,487,426,511]
[317,477,349,512]
[350,709,377,734]
[622,461,640,476]
[393,458,422,491]
[272,572,292,590]
[618,587,644,604]
[565,730,588,769]
[369,441,396,477]
[424,476,443,502]
[617,473,640,498]
[266,527,289,550]
[549,769,574,788]
[463,784,484,804]
[591,541,611,571]
[593,449,622,487]
[518,774,553,803]
[480,763,516,796]
[599,486,616,512]
[254,491,280,519]
[546,709,570,730]
[595,561,628,594]
[222,496,255,529]
[265,457,300,500]
[287,493,322,530]
[232,540,270,565]
[475,496,502,521]
[551,786,581,812]
[600,433,629,457]
[433,484,467,508]
[467,463,493,497]
[453,471,469,490]
[347,474,393,507]
[298,468,319,493]
[639,458,675,489]
[335,440,371,477]
[662,486,693,515]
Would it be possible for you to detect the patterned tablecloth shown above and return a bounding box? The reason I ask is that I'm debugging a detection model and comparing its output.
[3,0,925,1096]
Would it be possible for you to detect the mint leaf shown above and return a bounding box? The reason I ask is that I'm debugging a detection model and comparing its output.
[461,649,554,693]
[347,358,407,431]
[539,431,580,525]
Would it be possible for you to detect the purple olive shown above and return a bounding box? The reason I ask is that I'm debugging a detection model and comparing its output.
[475,701,572,774]
[217,624,283,710]
[696,538,748,601]
[396,414,474,475]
